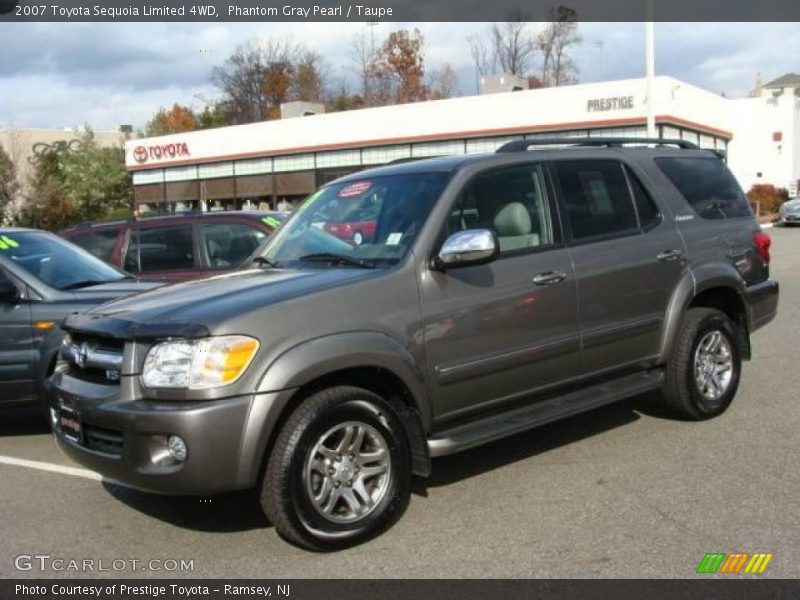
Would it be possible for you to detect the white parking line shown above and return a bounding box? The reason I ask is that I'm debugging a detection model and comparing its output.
[0,454,103,482]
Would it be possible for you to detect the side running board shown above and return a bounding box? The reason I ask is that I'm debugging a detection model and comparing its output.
[427,369,664,457]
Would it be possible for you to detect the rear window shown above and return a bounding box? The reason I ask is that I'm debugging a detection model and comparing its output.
[655,157,752,220]
[67,229,120,263]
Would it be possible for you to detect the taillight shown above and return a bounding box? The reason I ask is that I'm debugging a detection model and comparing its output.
[753,230,771,264]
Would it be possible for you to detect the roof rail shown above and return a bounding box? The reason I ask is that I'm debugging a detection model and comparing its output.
[71,209,208,228]
[495,137,699,153]
[387,156,442,165]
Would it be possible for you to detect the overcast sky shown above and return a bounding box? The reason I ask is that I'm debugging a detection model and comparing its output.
[0,21,798,131]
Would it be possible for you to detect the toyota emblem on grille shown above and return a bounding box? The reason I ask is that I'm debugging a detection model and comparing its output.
[74,343,89,369]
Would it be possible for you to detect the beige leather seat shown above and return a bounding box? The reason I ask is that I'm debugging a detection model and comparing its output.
[493,202,540,252]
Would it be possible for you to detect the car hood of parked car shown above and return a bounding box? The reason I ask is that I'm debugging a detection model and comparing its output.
[70,280,163,300]
[782,199,800,210]
[62,267,382,340]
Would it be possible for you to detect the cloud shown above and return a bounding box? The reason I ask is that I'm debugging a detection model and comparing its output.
[0,21,796,130]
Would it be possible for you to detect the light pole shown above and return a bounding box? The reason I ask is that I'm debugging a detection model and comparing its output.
[645,5,656,137]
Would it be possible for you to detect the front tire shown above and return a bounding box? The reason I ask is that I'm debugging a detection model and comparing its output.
[662,307,742,420]
[261,386,411,550]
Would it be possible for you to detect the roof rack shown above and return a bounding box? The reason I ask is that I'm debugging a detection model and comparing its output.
[387,156,443,165]
[495,137,700,153]
[71,209,212,229]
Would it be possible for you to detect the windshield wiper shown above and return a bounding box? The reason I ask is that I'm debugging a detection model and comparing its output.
[252,256,281,269]
[298,253,376,269]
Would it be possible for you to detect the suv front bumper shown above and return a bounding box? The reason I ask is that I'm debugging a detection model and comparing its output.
[50,373,289,495]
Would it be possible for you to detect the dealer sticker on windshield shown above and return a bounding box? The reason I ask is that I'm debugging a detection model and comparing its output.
[261,216,282,228]
[386,233,403,246]
[339,181,372,198]
[0,235,20,250]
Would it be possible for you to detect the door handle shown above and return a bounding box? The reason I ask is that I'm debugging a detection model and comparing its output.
[657,249,683,262]
[533,271,567,286]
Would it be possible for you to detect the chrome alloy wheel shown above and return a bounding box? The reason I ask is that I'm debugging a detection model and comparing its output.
[693,330,733,401]
[304,421,391,523]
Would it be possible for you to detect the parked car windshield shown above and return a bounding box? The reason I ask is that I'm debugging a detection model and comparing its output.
[0,231,127,290]
[259,172,450,268]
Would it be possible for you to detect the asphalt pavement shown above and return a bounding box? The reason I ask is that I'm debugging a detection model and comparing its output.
[1,226,798,579]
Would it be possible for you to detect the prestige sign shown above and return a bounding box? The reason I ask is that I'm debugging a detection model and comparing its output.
[586,96,634,112]
[133,142,190,164]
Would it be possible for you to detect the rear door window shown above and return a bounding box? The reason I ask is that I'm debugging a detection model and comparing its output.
[655,157,752,219]
[554,160,639,241]
[125,225,196,273]
[201,222,267,268]
[67,229,120,263]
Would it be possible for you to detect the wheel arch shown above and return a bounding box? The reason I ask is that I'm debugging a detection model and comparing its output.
[659,266,751,363]
[245,332,432,482]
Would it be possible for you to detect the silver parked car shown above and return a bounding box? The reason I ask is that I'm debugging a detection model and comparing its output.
[779,198,800,225]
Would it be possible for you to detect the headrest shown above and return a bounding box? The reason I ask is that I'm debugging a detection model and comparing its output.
[493,202,531,236]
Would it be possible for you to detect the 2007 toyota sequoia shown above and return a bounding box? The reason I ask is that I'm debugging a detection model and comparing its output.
[50,139,778,550]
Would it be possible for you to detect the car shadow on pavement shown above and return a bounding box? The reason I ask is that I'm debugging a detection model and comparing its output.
[98,391,666,532]
[102,482,271,533]
[418,392,662,493]
[0,407,51,437]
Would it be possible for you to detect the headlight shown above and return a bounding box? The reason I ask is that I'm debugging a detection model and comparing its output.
[141,336,260,390]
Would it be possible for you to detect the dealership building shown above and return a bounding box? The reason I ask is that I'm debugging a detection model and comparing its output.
[125,74,800,214]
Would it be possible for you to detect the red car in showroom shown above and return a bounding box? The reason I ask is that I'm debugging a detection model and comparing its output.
[61,211,287,281]
[319,188,381,246]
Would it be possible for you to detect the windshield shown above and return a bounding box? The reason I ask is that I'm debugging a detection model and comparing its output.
[0,232,127,290]
[258,172,450,268]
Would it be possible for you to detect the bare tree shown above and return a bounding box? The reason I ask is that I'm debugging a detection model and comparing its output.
[210,39,299,123]
[490,18,537,76]
[430,63,459,99]
[537,7,582,87]
[467,34,493,77]
[468,17,537,92]
[349,31,379,106]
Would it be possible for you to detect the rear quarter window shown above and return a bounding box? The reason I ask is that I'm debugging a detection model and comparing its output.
[655,157,752,220]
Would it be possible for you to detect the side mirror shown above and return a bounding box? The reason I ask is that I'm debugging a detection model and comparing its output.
[434,229,499,270]
[0,280,20,303]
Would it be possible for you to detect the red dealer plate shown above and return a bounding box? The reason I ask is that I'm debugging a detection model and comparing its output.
[339,181,372,198]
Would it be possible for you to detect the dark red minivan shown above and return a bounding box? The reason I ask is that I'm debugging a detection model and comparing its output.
[61,211,287,281]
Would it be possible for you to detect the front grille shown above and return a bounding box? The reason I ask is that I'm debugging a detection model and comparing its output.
[84,425,124,456]
[62,333,124,384]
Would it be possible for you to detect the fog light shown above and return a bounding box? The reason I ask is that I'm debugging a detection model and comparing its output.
[167,435,187,462]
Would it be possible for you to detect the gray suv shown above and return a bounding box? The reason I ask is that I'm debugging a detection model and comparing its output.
[49,139,778,550]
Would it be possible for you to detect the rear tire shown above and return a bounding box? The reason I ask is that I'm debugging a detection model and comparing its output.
[662,307,741,420]
[261,386,411,550]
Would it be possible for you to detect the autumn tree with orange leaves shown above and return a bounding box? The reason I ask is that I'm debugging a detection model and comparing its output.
[145,103,199,136]
[372,29,429,104]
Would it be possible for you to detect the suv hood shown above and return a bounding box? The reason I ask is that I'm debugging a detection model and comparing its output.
[63,267,381,339]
